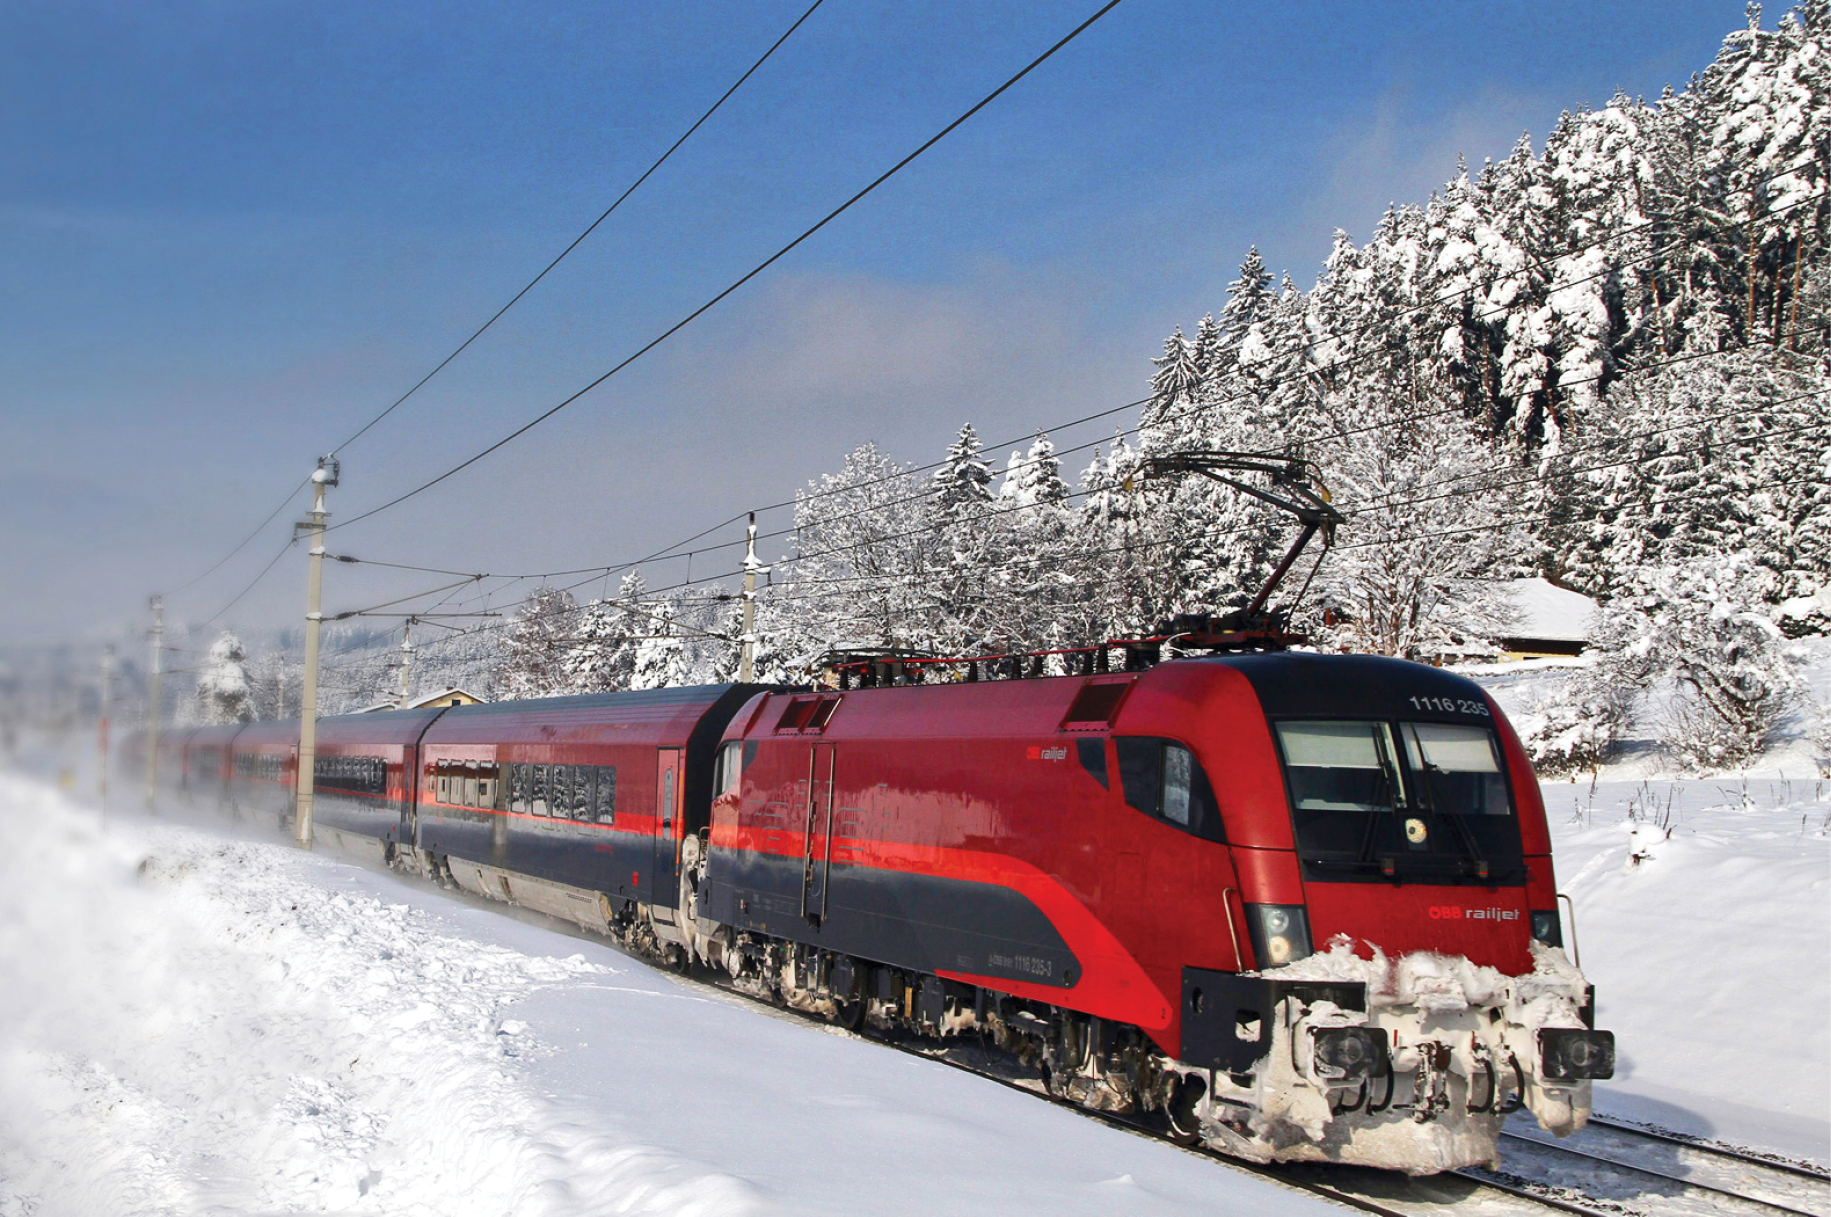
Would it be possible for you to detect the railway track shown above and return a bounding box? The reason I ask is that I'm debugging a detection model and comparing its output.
[1467,1116,1831,1217]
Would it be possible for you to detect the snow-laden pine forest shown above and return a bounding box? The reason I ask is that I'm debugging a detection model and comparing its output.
[195,4,1829,775]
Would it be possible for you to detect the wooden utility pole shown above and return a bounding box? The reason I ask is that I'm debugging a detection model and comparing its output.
[294,458,337,850]
[144,596,162,810]
[739,513,768,682]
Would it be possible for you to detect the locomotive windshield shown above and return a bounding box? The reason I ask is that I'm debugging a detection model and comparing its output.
[1273,720,1523,885]
[1398,723,1510,816]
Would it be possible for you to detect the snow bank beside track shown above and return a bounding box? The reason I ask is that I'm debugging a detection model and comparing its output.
[0,775,1331,1217]
[1543,778,1831,1164]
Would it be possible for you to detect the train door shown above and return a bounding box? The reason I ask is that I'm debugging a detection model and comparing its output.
[652,748,684,907]
[801,744,836,924]
[403,708,451,849]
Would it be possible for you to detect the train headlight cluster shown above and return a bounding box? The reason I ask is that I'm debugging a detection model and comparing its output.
[1538,1028,1616,1080]
[1245,903,1313,968]
[1529,910,1562,947]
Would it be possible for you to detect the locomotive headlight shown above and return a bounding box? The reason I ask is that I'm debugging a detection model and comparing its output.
[1245,903,1313,969]
[1538,1028,1616,1081]
[1530,910,1563,947]
[1311,1026,1387,1080]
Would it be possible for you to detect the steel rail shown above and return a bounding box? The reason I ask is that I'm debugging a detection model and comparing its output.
[1486,1129,1824,1217]
[1584,1114,1831,1183]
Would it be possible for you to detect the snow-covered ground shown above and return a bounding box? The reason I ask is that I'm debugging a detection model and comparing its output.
[1476,643,1831,1165]
[0,774,1338,1217]
[1544,773,1830,1163]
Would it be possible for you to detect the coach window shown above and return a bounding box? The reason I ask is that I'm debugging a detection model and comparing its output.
[477,765,498,810]
[508,764,528,814]
[568,766,585,817]
[436,769,451,804]
[592,766,617,824]
[530,765,549,815]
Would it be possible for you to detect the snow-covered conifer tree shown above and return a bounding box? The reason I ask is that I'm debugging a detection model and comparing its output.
[998,434,1070,508]
[627,596,688,691]
[1216,247,1273,377]
[195,633,254,724]
[1144,328,1200,428]
[932,423,993,517]
[1546,349,1831,602]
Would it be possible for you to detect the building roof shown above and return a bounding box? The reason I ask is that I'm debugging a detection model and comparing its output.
[1501,578,1598,643]
[354,687,487,713]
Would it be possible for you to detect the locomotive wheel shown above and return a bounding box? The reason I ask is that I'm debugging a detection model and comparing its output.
[1165,1073,1206,1146]
[833,995,866,1032]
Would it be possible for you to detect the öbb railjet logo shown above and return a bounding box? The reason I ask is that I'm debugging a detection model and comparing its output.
[1427,906,1521,921]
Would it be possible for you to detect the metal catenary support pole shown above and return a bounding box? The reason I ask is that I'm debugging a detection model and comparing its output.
[738,513,769,683]
[397,617,415,708]
[294,458,338,850]
[144,596,162,810]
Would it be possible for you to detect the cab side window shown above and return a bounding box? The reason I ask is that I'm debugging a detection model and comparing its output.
[714,741,744,797]
[1114,737,1223,841]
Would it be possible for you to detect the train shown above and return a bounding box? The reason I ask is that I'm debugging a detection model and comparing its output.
[125,649,1613,1175]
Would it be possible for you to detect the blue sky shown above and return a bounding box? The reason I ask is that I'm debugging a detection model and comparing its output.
[1,0,1749,645]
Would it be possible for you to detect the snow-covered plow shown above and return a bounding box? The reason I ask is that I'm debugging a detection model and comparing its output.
[1173,943,1612,1174]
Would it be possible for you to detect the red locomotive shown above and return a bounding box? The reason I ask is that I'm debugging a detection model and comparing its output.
[135,650,1611,1175]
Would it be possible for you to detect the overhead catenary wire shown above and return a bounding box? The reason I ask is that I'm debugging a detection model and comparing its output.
[204,537,298,627]
[326,0,829,457]
[293,301,1826,619]
[167,475,314,598]
[317,374,1831,678]
[303,363,1831,685]
[160,2,826,612]
[325,576,485,622]
[326,0,1130,535]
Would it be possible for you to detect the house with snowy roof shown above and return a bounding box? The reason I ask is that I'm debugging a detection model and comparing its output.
[355,687,486,713]
[1495,578,1598,660]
